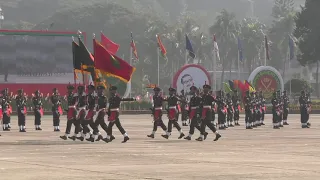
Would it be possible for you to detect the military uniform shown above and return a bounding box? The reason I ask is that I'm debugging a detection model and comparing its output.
[196,84,221,141]
[232,91,240,126]
[226,93,234,127]
[32,90,43,130]
[216,91,227,130]
[299,91,309,128]
[244,91,252,129]
[306,93,311,126]
[184,86,208,140]
[69,85,86,140]
[87,85,108,142]
[161,87,185,139]
[253,92,261,127]
[60,84,77,140]
[50,88,62,131]
[277,90,283,127]
[258,91,266,125]
[282,91,289,125]
[103,86,135,143]
[271,92,280,129]
[16,89,27,132]
[147,87,167,138]
[1,89,12,131]
[179,90,188,126]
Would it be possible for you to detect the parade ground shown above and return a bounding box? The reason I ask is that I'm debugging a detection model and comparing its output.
[0,114,320,180]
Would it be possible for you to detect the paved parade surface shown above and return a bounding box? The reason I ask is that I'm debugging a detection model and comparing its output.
[0,114,320,180]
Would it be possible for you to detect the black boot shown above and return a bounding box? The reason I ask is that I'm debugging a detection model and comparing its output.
[184,136,191,140]
[86,136,95,142]
[122,136,129,143]
[161,134,169,139]
[96,135,103,141]
[195,137,203,141]
[213,133,221,141]
[178,133,185,139]
[147,134,155,138]
[60,135,68,140]
[204,132,208,140]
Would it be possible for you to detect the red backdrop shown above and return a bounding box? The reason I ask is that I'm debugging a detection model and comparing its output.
[0,84,69,96]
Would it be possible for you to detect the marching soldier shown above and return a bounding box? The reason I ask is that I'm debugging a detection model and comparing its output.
[32,90,43,130]
[253,92,261,127]
[282,90,290,125]
[16,89,27,132]
[306,92,311,126]
[69,85,86,140]
[195,83,221,141]
[276,90,283,127]
[271,92,280,129]
[87,85,107,142]
[50,88,62,131]
[161,87,185,139]
[60,84,77,140]
[147,86,167,138]
[210,90,216,125]
[103,86,135,143]
[299,91,309,128]
[258,91,266,125]
[232,90,240,126]
[184,85,208,140]
[250,92,257,128]
[226,93,234,127]
[216,90,226,130]
[179,90,188,126]
[1,88,12,131]
[244,91,252,129]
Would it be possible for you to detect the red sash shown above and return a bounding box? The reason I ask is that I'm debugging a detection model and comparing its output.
[154,108,162,120]
[39,108,44,117]
[168,107,177,120]
[108,108,119,121]
[58,106,63,115]
[21,107,27,115]
[95,109,106,120]
[0,107,2,119]
[189,109,197,119]
[223,107,227,114]
[85,109,94,120]
[238,105,241,112]
[67,107,76,120]
[201,106,211,119]
[76,107,86,120]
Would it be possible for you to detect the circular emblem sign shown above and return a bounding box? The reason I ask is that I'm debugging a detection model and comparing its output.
[248,66,284,99]
[172,64,211,94]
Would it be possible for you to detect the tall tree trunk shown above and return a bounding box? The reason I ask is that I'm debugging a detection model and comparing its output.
[229,59,232,80]
[316,60,319,98]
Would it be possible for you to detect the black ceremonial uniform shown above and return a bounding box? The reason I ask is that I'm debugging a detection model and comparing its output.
[32,91,43,130]
[147,87,168,139]
[216,91,226,130]
[276,90,283,127]
[103,86,135,143]
[282,91,289,125]
[244,91,252,129]
[161,87,185,140]
[16,90,27,132]
[271,93,280,129]
[258,92,266,125]
[306,93,311,126]
[1,90,12,131]
[50,89,61,131]
[195,84,221,142]
[179,90,188,126]
[232,92,240,126]
[226,93,234,127]
[299,91,309,128]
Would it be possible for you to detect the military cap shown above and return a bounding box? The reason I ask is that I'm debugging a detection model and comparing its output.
[67,84,75,90]
[97,85,105,90]
[87,85,95,90]
[203,84,211,89]
[2,88,8,93]
[17,89,23,93]
[153,87,161,91]
[52,88,57,91]
[169,87,176,92]
[190,85,197,91]
[283,90,287,93]
[110,86,117,91]
[77,85,84,90]
[35,90,40,94]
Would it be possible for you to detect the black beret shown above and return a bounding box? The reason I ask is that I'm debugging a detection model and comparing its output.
[153,87,161,91]
[87,85,95,90]
[110,86,117,91]
[203,84,211,89]
[67,85,75,90]
[169,87,176,92]
[97,85,105,90]
[190,86,197,91]
[77,85,84,90]
[35,90,40,94]
[17,89,23,93]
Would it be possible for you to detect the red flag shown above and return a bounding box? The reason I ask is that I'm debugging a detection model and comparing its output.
[265,35,270,60]
[100,32,120,54]
[156,34,167,58]
[93,39,136,82]
[131,32,139,60]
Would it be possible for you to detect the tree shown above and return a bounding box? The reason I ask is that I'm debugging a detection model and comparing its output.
[209,9,239,87]
[294,0,320,97]
[272,0,295,19]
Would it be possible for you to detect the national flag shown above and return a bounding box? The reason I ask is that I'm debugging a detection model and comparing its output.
[245,80,255,92]
[186,34,195,59]
[93,39,136,82]
[156,34,167,58]
[223,82,232,93]
[289,35,295,60]
[131,32,139,60]
[233,80,240,88]
[237,37,243,62]
[213,34,220,61]
[100,32,120,55]
[78,38,96,82]
[228,80,235,91]
[265,35,270,60]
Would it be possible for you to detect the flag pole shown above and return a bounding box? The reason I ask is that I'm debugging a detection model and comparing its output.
[157,48,160,86]
[213,49,217,91]
[93,33,97,87]
[185,50,188,65]
[129,45,132,98]
[289,49,292,96]
[237,50,240,80]
[72,36,77,86]
[264,37,267,66]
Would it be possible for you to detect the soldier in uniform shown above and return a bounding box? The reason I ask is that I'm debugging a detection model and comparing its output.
[161,87,185,139]
[299,91,309,128]
[250,92,257,128]
[87,85,107,142]
[50,88,62,131]
[69,85,86,140]
[276,90,283,127]
[60,84,77,140]
[103,86,135,143]
[253,92,261,127]
[195,83,221,141]
[244,91,252,129]
[210,90,217,125]
[1,88,12,131]
[258,91,266,125]
[32,90,43,130]
[282,90,290,125]
[184,85,208,140]
[226,93,234,127]
[271,92,280,129]
[216,90,226,130]
[147,86,167,138]
[232,90,240,126]
[16,89,27,132]
[306,92,311,126]
[179,90,188,126]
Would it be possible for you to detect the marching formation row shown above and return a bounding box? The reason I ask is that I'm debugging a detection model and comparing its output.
[0,83,312,142]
